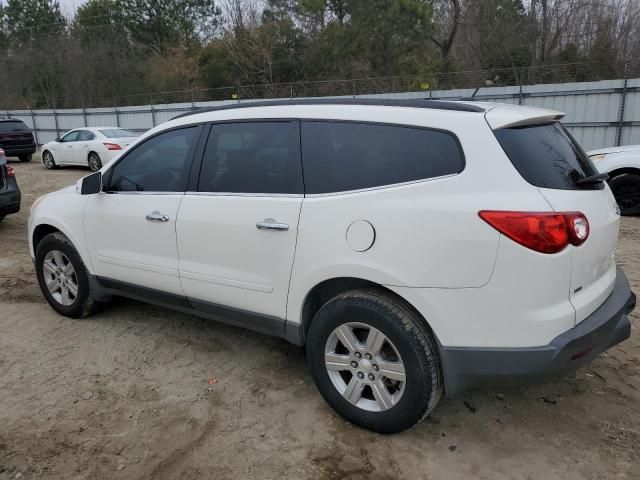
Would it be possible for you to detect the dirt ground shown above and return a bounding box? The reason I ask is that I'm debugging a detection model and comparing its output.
[1,157,639,480]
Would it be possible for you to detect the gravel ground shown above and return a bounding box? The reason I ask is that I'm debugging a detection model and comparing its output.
[1,158,639,480]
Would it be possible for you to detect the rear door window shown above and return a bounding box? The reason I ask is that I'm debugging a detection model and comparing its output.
[494,122,601,190]
[301,121,464,194]
[197,121,302,195]
[77,130,95,141]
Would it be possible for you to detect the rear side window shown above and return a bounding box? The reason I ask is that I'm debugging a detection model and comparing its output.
[198,122,302,194]
[301,121,464,194]
[494,122,600,190]
[0,121,29,133]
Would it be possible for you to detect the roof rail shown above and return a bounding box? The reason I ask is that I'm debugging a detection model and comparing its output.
[172,98,485,120]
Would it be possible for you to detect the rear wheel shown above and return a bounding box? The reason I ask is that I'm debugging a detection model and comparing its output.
[609,173,640,216]
[35,232,101,318]
[42,150,57,170]
[19,154,32,162]
[88,152,102,172]
[306,289,442,433]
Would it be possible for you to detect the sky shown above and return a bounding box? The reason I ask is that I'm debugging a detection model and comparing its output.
[58,0,87,16]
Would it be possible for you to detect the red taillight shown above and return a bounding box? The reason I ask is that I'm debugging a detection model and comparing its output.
[478,211,589,254]
[6,166,15,177]
[103,142,122,151]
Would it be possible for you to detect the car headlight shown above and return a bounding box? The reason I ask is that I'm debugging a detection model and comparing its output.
[30,194,47,214]
[590,154,607,162]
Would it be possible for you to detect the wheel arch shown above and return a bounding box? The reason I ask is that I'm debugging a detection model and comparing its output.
[296,276,437,347]
[32,223,62,252]
[607,166,640,179]
[30,218,95,275]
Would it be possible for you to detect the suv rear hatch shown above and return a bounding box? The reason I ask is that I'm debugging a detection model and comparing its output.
[490,113,619,326]
[0,120,35,151]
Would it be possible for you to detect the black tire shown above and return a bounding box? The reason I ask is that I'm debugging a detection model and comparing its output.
[306,289,442,433]
[19,154,33,162]
[0,216,4,223]
[35,232,102,318]
[609,173,640,216]
[88,152,102,172]
[42,150,57,169]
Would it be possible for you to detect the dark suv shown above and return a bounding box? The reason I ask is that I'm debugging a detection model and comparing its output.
[0,118,36,161]
[0,148,21,221]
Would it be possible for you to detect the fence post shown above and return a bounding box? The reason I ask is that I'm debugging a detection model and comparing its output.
[616,61,630,147]
[518,82,524,106]
[114,97,121,128]
[290,83,293,99]
[30,108,38,145]
[150,94,156,127]
[352,80,357,98]
[52,107,60,140]
[82,101,88,127]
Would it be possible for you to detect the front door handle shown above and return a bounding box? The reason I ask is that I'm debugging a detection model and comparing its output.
[256,219,289,231]
[146,211,169,222]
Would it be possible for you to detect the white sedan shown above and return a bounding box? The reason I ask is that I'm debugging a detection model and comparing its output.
[41,127,138,172]
[588,144,640,216]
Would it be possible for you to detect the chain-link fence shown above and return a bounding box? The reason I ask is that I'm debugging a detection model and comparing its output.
[7,58,636,109]
[3,59,640,151]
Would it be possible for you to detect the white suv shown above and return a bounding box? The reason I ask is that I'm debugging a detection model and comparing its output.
[28,99,636,433]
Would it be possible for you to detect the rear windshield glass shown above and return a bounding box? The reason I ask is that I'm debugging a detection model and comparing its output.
[494,122,600,190]
[0,120,29,133]
[100,129,137,138]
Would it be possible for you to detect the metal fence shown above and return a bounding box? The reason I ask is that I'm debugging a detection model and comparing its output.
[4,76,640,151]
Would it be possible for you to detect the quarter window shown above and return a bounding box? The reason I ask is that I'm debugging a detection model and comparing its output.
[108,126,199,192]
[301,121,464,194]
[197,122,302,194]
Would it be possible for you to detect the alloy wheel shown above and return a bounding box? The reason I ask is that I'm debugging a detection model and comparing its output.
[42,250,78,306]
[324,322,406,412]
[43,152,54,168]
[88,153,102,172]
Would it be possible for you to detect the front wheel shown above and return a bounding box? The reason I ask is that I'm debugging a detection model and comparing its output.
[35,232,101,318]
[306,289,443,433]
[19,154,32,162]
[42,150,57,169]
[609,173,640,216]
[88,152,102,172]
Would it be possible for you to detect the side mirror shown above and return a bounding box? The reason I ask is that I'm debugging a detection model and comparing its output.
[55,137,61,142]
[80,171,102,195]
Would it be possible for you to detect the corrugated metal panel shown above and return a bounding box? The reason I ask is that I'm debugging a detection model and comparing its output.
[6,77,639,150]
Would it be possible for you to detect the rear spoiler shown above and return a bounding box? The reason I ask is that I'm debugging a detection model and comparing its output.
[485,105,565,129]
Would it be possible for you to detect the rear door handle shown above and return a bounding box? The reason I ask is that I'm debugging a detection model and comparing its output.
[146,211,169,222]
[256,219,289,231]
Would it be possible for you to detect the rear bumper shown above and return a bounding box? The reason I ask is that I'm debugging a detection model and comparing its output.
[1,144,36,156]
[440,266,636,396]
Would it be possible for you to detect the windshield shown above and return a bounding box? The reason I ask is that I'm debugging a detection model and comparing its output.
[494,122,601,190]
[100,129,137,138]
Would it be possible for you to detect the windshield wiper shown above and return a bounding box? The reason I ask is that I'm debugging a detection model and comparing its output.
[575,173,609,186]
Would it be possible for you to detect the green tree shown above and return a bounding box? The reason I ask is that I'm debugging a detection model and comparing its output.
[116,0,222,53]
[1,0,65,44]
